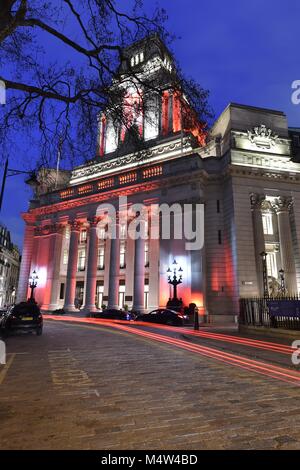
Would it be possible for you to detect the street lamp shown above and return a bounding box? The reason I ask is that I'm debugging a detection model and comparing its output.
[29,270,39,302]
[260,251,269,298]
[167,259,183,302]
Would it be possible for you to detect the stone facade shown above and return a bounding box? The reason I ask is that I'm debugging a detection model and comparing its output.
[0,224,20,307]
[16,38,300,323]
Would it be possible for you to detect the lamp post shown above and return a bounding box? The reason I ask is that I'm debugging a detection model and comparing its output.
[29,270,38,302]
[279,269,286,297]
[167,259,183,302]
[260,251,269,298]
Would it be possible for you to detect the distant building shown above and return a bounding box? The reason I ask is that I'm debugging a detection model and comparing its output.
[16,36,300,322]
[0,225,21,307]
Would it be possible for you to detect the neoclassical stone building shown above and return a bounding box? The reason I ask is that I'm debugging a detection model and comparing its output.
[17,36,300,322]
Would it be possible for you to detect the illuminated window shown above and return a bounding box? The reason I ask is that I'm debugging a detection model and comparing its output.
[266,251,277,278]
[120,242,126,268]
[80,229,87,243]
[120,224,127,239]
[97,246,105,270]
[65,226,70,239]
[63,248,68,265]
[131,51,144,67]
[118,282,126,309]
[144,241,149,267]
[144,279,149,309]
[96,282,104,309]
[77,249,86,271]
[262,212,273,235]
[98,227,106,240]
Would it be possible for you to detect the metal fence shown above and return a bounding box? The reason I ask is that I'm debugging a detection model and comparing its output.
[239,296,300,330]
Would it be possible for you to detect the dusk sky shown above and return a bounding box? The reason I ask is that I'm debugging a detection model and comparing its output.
[1,0,299,249]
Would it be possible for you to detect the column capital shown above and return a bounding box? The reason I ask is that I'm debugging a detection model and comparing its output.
[250,193,265,210]
[22,212,36,225]
[87,216,101,228]
[69,220,82,232]
[34,223,64,236]
[272,196,293,213]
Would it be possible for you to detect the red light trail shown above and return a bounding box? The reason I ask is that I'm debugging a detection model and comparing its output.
[44,315,300,387]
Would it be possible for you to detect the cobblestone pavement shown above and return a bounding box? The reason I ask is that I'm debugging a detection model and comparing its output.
[1,320,300,450]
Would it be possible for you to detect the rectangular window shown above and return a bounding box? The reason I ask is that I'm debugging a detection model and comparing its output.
[118,282,126,309]
[144,281,149,309]
[97,245,105,270]
[266,251,277,278]
[80,229,87,243]
[59,283,65,300]
[98,227,106,240]
[65,226,70,239]
[120,242,126,268]
[63,248,68,265]
[217,200,220,213]
[144,241,149,267]
[96,282,104,309]
[77,249,86,271]
[262,213,274,235]
[218,230,222,245]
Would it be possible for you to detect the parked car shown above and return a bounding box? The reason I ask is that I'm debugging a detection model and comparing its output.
[93,308,135,321]
[0,301,43,336]
[136,309,186,326]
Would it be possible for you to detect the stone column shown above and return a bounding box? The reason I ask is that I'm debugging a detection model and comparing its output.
[132,219,146,313]
[82,217,99,312]
[250,193,266,296]
[16,214,36,303]
[63,221,80,311]
[45,224,64,311]
[107,220,120,309]
[148,206,160,310]
[273,196,297,294]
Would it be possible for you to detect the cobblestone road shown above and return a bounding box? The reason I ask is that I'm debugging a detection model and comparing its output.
[0,320,300,450]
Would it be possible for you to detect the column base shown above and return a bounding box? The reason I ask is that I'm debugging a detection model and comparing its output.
[63,305,79,313]
[81,305,98,314]
[107,304,119,310]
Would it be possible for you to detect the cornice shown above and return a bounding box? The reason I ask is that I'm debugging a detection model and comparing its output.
[226,164,300,183]
[69,136,196,185]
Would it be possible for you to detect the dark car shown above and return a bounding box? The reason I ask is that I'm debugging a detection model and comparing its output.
[136,309,185,326]
[93,309,134,321]
[0,302,43,336]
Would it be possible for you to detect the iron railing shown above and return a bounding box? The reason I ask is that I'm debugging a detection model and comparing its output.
[239,295,300,330]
